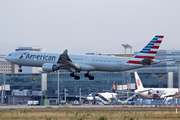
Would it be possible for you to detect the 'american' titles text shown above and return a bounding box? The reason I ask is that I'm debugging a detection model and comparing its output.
[25,53,56,61]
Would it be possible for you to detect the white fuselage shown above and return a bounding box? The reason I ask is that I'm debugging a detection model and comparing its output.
[135,88,178,99]
[5,51,147,72]
[87,93,117,101]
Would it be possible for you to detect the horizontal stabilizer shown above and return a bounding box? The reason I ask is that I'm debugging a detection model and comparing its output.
[160,59,174,62]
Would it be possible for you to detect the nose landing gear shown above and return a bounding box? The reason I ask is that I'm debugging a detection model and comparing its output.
[18,65,22,72]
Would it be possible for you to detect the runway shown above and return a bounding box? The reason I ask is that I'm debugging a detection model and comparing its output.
[0,104,132,109]
[0,104,177,111]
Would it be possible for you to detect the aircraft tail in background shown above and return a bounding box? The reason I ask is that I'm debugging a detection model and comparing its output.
[134,72,144,89]
[110,81,117,93]
[127,35,164,65]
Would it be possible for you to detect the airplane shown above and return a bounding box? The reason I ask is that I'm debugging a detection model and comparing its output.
[134,72,178,100]
[5,35,164,80]
[86,81,117,104]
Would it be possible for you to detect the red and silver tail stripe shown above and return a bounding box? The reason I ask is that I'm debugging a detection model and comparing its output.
[127,35,164,64]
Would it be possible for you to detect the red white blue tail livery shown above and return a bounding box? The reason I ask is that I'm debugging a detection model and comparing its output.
[127,35,164,65]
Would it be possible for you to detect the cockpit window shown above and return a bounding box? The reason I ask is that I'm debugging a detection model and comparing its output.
[8,54,11,56]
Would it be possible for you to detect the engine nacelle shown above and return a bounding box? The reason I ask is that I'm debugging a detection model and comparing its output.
[42,63,59,72]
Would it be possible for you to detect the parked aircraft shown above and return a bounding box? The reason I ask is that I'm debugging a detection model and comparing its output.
[134,72,178,100]
[87,81,117,104]
[5,35,164,80]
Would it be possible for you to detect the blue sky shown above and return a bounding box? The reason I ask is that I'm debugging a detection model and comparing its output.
[0,0,180,55]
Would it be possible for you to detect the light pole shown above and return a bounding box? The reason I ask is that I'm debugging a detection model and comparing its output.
[176,61,180,100]
[79,88,81,104]
[1,74,6,105]
[121,44,132,100]
[57,70,59,104]
[121,44,133,57]
[1,86,3,105]
[64,88,66,103]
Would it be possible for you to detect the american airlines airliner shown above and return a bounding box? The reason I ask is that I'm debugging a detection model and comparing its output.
[5,35,164,80]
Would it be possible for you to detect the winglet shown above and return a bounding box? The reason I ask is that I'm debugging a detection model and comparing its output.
[57,49,81,70]
[59,49,72,62]
[62,49,68,54]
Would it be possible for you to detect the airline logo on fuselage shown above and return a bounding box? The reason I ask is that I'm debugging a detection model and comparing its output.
[19,52,28,59]
[25,53,57,61]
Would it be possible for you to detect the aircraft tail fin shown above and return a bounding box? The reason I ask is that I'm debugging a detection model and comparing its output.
[110,81,116,93]
[127,35,164,65]
[134,72,144,89]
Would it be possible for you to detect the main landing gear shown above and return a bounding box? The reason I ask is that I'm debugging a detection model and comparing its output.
[70,71,95,80]
[70,72,80,80]
[84,71,94,80]
[18,65,22,72]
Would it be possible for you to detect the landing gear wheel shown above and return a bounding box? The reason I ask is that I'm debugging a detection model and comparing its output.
[84,73,89,77]
[89,76,94,80]
[85,72,91,77]
[18,65,22,72]
[70,72,75,77]
[18,69,22,72]
[74,76,80,80]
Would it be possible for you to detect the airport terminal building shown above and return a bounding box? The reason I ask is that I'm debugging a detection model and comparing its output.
[0,50,180,104]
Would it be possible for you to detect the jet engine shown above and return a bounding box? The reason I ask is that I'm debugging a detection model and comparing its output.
[42,63,59,72]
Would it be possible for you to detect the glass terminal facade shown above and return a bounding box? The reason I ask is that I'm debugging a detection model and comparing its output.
[1,74,42,96]
[0,71,176,102]
[47,71,172,97]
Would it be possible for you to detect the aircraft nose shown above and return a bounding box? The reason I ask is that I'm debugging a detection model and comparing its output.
[5,56,8,60]
[87,97,90,100]
[87,97,92,101]
[5,55,10,61]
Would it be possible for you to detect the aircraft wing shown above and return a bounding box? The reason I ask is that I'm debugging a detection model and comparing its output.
[163,94,176,98]
[57,49,81,71]
[75,63,96,71]
[57,49,96,71]
[75,95,88,99]
[137,89,150,93]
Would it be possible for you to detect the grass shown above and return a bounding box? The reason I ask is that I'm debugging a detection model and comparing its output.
[0,109,179,120]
